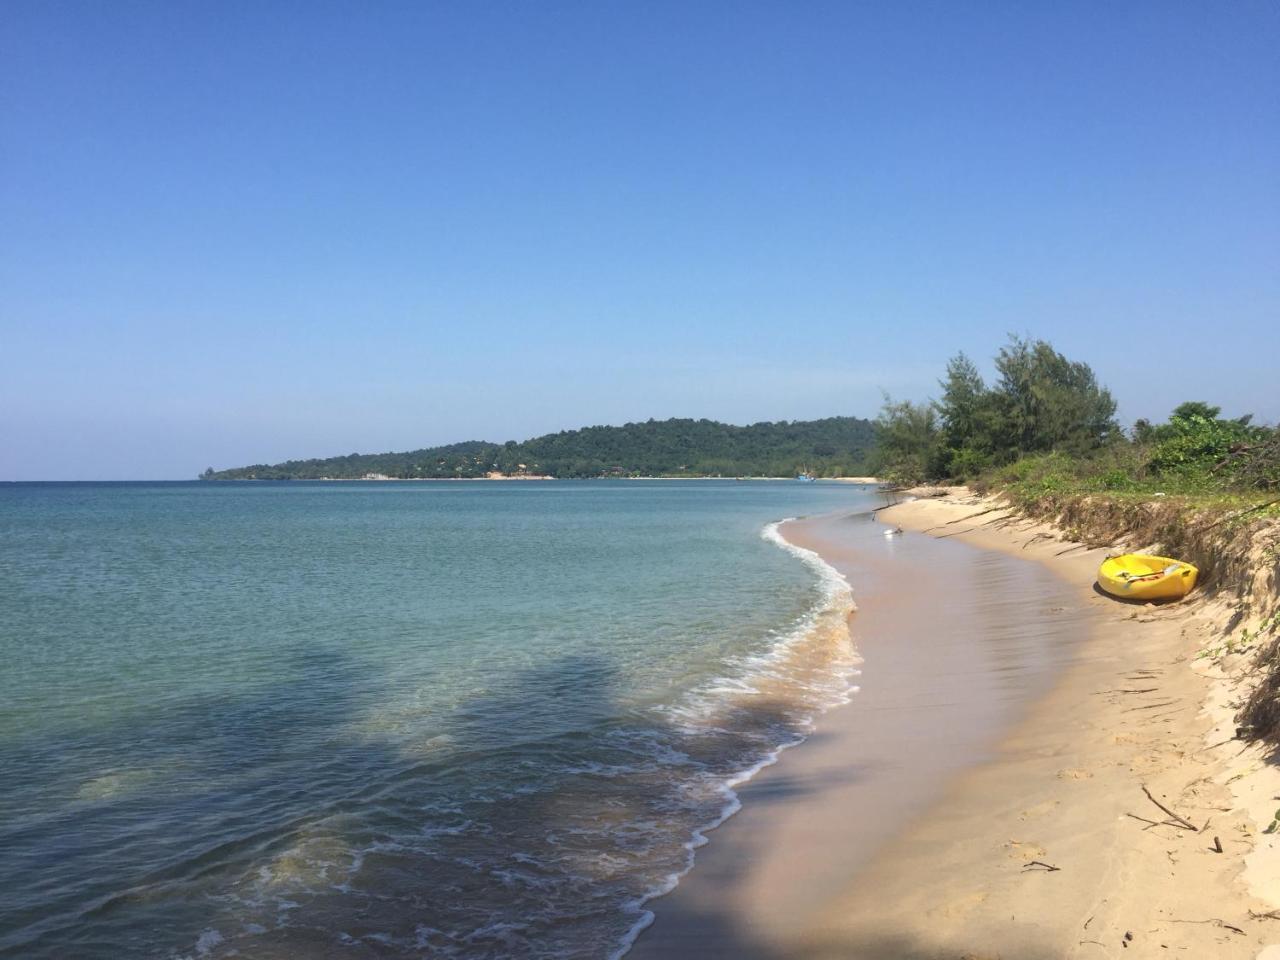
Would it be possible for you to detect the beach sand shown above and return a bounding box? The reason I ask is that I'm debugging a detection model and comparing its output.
[629,491,1277,958]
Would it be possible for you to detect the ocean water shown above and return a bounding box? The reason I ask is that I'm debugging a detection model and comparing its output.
[0,480,876,959]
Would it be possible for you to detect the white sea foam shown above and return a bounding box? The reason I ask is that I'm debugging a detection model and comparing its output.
[609,517,861,960]
[193,929,223,956]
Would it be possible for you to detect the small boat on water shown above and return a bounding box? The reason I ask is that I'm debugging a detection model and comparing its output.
[1097,554,1198,601]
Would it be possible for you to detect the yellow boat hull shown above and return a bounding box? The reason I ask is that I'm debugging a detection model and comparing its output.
[1097,554,1198,601]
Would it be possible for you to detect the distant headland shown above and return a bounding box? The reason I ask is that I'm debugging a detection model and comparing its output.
[201,416,876,481]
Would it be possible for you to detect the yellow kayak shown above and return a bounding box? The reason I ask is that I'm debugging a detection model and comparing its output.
[1097,554,1198,601]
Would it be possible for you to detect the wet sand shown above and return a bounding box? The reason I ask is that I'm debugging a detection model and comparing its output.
[631,509,1090,957]
[630,496,1270,958]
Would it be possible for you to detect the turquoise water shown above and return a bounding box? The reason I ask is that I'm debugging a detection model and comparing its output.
[0,480,875,959]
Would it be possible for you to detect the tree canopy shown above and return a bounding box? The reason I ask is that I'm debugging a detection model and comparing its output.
[874,336,1120,482]
[204,416,876,480]
[872,335,1276,491]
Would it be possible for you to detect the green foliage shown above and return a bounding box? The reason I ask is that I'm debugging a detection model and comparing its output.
[936,352,998,478]
[204,417,876,480]
[947,446,994,480]
[937,353,986,450]
[875,335,1119,483]
[1147,413,1252,479]
[987,451,1077,500]
[871,397,941,484]
[991,336,1119,458]
[1170,401,1221,422]
[1134,404,1279,490]
[989,419,1280,510]
[872,334,1280,496]
[1097,467,1139,491]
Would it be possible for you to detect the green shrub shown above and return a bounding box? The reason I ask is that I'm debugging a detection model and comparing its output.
[947,446,994,480]
[1098,468,1138,491]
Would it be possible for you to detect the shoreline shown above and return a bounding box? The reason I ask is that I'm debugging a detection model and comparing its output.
[629,492,1278,958]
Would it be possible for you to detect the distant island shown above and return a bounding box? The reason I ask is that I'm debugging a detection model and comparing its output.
[201,416,876,481]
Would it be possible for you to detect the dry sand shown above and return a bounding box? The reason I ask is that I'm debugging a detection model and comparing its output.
[630,490,1280,959]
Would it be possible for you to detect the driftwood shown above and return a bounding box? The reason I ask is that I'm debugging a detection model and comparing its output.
[1125,813,1164,830]
[1141,784,1198,831]
[1163,917,1245,935]
[1122,700,1177,712]
[1023,860,1061,872]
[945,506,1004,525]
[1022,532,1054,549]
[935,527,979,539]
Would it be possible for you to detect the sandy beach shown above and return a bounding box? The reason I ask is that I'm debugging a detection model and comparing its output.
[630,491,1280,959]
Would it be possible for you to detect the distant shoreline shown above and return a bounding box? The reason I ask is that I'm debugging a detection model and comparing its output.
[200,475,884,483]
[197,416,877,482]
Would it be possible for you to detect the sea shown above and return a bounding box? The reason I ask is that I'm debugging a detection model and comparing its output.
[0,479,879,959]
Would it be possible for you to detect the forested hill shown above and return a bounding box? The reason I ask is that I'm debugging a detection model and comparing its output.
[203,416,876,480]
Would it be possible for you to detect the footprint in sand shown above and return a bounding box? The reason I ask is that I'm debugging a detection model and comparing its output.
[1112,733,1147,745]
[1057,768,1094,780]
[1006,840,1047,861]
[1019,800,1061,820]
[929,890,988,920]
[1128,753,1166,772]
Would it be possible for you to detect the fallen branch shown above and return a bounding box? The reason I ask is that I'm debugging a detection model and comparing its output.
[1023,860,1061,872]
[1163,918,1245,935]
[1142,785,1198,831]
[1022,532,1054,549]
[1125,812,1165,830]
[1122,700,1178,712]
[946,506,1003,525]
[1197,497,1280,533]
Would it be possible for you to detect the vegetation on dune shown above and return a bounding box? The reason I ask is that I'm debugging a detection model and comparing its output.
[203,416,876,480]
[872,335,1279,501]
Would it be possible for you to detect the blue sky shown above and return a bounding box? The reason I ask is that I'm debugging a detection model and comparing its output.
[2,2,1276,479]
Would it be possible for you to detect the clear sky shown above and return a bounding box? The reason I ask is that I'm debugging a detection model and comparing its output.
[2,2,1277,479]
